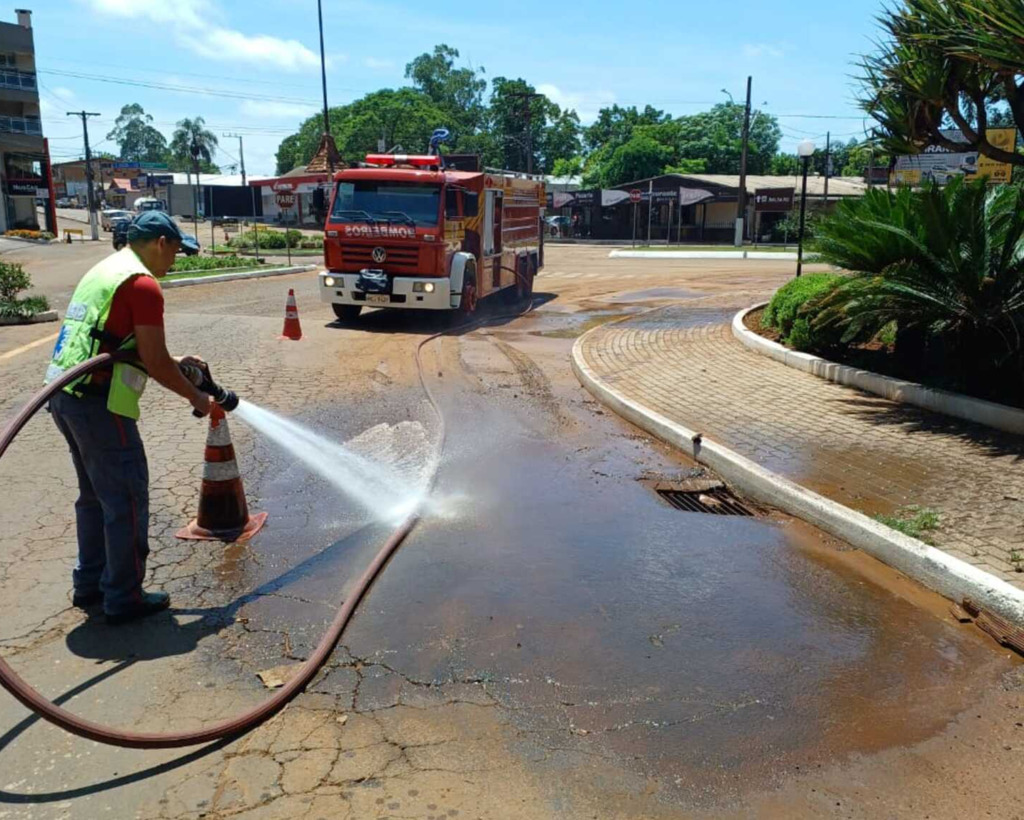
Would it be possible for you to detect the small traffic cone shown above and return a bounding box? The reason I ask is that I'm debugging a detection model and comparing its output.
[176,406,268,542]
[279,288,302,340]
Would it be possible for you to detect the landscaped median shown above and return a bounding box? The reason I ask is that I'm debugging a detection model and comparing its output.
[733,304,1024,436]
[570,305,1024,629]
[162,260,319,289]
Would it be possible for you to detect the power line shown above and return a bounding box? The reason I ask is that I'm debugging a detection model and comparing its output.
[40,68,323,107]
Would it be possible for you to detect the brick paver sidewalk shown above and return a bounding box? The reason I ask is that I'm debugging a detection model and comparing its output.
[578,297,1024,590]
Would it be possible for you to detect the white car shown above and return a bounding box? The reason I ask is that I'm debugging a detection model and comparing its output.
[101,209,132,231]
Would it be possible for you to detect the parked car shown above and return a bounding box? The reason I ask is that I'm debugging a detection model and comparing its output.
[545,215,571,237]
[133,197,167,213]
[101,208,132,231]
[56,197,72,207]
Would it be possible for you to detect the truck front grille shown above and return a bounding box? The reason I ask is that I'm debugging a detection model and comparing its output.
[341,245,420,272]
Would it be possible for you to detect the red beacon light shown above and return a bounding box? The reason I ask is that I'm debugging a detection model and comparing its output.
[364,154,443,169]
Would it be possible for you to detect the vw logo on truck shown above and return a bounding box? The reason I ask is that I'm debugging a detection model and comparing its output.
[371,247,387,264]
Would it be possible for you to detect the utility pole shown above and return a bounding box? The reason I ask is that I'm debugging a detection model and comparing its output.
[509,91,543,174]
[67,110,100,240]
[223,132,246,186]
[824,131,831,203]
[316,0,333,173]
[735,75,752,247]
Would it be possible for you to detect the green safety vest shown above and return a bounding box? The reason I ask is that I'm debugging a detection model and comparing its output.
[44,247,155,420]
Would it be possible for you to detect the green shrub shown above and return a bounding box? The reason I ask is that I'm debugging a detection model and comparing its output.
[0,260,31,302]
[169,255,259,272]
[812,178,1024,387]
[0,294,49,318]
[762,273,841,340]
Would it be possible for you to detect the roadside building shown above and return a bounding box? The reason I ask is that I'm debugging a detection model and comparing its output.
[551,173,867,243]
[0,8,53,232]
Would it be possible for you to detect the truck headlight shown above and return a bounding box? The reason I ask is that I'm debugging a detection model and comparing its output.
[324,276,336,287]
[412,282,436,293]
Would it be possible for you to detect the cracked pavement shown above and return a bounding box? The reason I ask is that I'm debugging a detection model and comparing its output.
[0,245,1021,819]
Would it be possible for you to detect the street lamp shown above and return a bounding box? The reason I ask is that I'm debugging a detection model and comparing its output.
[795,139,816,277]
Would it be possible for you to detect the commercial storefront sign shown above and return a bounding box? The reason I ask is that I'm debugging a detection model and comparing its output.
[6,179,38,196]
[754,187,795,212]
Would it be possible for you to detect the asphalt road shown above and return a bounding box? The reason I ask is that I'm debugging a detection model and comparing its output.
[0,244,1020,819]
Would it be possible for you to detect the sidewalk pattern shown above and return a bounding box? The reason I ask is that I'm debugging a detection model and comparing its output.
[578,297,1024,590]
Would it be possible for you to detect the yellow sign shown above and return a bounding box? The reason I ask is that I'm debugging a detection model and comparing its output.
[978,128,1016,184]
[892,127,1017,186]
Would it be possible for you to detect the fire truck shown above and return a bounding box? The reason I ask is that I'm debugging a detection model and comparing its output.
[319,153,545,323]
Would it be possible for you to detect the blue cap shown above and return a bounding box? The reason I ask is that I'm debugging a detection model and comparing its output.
[127,210,199,252]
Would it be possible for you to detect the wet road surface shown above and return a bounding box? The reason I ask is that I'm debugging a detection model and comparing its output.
[0,246,1021,818]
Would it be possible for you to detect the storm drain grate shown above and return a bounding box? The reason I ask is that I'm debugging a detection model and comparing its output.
[655,485,756,517]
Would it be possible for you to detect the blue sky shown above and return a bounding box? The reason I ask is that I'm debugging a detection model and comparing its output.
[35,0,888,176]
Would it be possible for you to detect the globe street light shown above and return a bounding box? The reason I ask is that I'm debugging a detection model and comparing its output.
[796,139,816,277]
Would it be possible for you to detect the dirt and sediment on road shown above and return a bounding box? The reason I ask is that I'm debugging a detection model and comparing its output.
[0,247,1021,818]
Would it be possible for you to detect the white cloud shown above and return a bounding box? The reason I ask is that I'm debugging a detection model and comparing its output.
[88,0,205,29]
[742,43,784,59]
[188,29,322,71]
[363,57,394,70]
[537,83,615,124]
[86,0,322,72]
[51,86,76,101]
[238,100,318,120]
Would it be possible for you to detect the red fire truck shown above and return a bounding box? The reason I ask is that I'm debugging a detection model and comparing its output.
[319,154,545,323]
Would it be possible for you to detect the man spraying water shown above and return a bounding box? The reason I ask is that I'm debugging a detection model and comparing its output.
[44,211,236,625]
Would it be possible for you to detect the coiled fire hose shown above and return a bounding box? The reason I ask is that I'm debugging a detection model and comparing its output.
[0,278,534,749]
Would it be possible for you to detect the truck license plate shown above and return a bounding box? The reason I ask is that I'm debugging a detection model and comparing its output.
[366,294,390,305]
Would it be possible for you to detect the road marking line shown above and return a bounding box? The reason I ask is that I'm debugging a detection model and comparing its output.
[0,331,59,362]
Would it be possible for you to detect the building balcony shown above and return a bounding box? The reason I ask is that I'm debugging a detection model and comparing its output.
[0,115,41,136]
[0,69,35,92]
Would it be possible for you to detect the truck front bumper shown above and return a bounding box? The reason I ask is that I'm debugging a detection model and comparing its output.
[319,272,456,310]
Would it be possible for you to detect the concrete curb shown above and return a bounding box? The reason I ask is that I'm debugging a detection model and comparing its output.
[609,249,803,261]
[0,309,58,326]
[733,304,1024,437]
[162,264,319,289]
[571,328,1024,627]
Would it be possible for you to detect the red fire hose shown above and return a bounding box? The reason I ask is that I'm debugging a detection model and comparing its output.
[0,269,536,749]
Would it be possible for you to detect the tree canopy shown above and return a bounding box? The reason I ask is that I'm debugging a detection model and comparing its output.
[860,0,1024,165]
[106,104,168,164]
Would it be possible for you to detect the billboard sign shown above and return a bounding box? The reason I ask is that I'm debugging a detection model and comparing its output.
[892,128,1016,186]
[754,187,795,212]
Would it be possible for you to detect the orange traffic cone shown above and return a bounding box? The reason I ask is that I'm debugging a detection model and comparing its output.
[176,406,268,542]
[279,288,302,340]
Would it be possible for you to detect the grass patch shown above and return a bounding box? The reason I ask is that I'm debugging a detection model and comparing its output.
[0,295,49,318]
[874,505,940,544]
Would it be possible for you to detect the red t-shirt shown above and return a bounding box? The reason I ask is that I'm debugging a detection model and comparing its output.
[92,274,164,383]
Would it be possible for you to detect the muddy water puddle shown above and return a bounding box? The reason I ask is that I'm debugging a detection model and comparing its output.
[225,388,1013,804]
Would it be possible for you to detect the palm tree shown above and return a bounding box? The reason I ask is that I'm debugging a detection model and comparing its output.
[812,177,1024,390]
[171,117,218,230]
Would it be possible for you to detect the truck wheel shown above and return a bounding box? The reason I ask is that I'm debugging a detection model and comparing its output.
[332,304,362,324]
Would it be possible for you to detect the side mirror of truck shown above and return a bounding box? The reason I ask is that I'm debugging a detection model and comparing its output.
[463,192,479,217]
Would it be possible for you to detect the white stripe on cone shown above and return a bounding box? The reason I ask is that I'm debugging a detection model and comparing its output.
[206,421,232,447]
[203,459,240,481]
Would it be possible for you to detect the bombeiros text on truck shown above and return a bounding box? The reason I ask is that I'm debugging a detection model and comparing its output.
[319,129,546,323]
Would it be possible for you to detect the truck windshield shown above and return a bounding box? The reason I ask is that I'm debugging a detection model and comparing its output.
[330,181,440,227]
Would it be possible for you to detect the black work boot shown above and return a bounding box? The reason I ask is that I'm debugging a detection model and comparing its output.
[106,591,171,625]
[72,589,103,609]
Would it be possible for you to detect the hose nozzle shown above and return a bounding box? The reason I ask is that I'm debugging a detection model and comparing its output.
[180,363,239,416]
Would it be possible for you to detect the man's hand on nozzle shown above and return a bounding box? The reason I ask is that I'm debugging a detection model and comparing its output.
[176,355,208,371]
[190,391,212,417]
